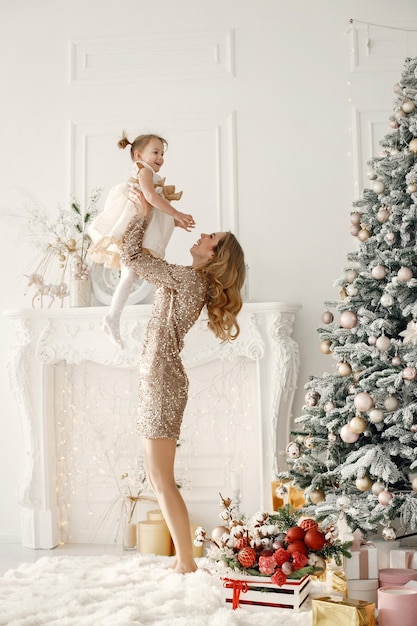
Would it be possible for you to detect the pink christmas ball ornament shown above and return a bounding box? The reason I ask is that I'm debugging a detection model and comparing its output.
[373,180,385,194]
[376,208,390,223]
[321,310,334,324]
[340,424,360,443]
[372,265,387,280]
[398,267,413,282]
[340,310,358,329]
[403,367,417,381]
[376,335,391,351]
[354,391,374,412]
[378,490,393,506]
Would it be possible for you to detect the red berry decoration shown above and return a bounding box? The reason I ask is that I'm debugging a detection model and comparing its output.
[304,528,326,551]
[271,568,288,587]
[299,518,319,532]
[234,537,248,550]
[285,525,306,542]
[237,546,257,568]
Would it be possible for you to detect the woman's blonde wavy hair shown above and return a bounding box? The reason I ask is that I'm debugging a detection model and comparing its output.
[201,233,246,342]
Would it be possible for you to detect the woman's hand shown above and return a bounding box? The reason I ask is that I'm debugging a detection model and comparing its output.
[128,183,152,218]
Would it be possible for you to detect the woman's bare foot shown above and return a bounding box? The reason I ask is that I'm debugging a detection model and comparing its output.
[174,561,198,574]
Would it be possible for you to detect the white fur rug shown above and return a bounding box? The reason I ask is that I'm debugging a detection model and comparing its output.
[0,554,323,625]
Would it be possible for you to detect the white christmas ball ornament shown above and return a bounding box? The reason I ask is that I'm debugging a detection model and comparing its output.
[376,208,390,223]
[382,525,397,541]
[395,109,406,120]
[398,267,413,282]
[358,228,371,242]
[394,83,402,93]
[305,391,320,406]
[392,356,401,366]
[380,294,394,307]
[376,335,391,351]
[372,265,387,280]
[384,395,398,411]
[304,436,315,449]
[328,432,337,442]
[346,285,358,297]
[402,99,415,113]
[338,362,352,377]
[354,392,374,412]
[340,310,358,329]
[211,525,229,543]
[368,335,377,345]
[409,138,417,153]
[369,409,384,424]
[340,424,360,443]
[373,181,385,194]
[378,490,393,506]
[385,232,396,244]
[407,183,417,194]
[356,475,373,492]
[337,495,351,510]
[372,481,385,496]
[367,171,377,180]
[350,415,367,434]
[345,269,359,283]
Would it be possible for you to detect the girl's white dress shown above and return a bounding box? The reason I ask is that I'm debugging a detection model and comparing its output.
[88,161,182,269]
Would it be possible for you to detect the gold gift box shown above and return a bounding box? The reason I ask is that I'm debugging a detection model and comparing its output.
[312,596,375,626]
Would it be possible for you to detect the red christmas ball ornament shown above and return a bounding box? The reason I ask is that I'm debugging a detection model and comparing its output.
[340,310,358,329]
[354,391,374,412]
[237,546,257,568]
[304,528,326,551]
[378,490,393,506]
[285,526,306,543]
[286,540,309,556]
[299,518,319,532]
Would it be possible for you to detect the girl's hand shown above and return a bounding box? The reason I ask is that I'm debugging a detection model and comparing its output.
[128,184,152,218]
[173,210,195,231]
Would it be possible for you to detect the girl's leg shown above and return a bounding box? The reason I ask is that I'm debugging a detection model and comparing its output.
[102,265,138,348]
[142,437,197,574]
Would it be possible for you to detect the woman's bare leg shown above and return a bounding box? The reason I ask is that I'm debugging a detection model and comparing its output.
[142,437,197,574]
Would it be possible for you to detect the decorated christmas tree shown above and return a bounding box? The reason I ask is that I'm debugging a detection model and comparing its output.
[281,56,417,541]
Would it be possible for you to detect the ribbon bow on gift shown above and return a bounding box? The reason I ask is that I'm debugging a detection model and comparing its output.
[222,578,249,610]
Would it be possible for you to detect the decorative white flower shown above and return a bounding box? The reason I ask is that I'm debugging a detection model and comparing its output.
[399,320,417,344]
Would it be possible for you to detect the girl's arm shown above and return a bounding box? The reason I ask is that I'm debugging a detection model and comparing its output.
[138,167,195,231]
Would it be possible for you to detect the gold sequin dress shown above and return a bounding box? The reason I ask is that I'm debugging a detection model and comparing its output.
[121,215,209,440]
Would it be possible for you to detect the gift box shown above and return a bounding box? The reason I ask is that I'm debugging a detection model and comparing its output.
[389,546,417,569]
[347,578,378,605]
[312,596,376,625]
[378,585,417,626]
[221,574,310,610]
[379,568,417,586]
[343,543,378,580]
[370,539,400,569]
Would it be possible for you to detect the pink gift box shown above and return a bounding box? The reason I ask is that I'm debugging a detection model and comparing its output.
[343,544,378,580]
[378,585,417,626]
[389,547,417,569]
[379,568,417,586]
[221,574,310,610]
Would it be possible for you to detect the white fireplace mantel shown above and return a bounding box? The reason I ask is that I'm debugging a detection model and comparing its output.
[4,301,301,549]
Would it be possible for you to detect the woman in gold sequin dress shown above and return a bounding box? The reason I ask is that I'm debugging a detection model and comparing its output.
[121,198,245,574]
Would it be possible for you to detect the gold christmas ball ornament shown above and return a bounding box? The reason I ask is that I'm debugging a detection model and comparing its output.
[356,475,373,492]
[403,366,417,381]
[321,310,334,324]
[412,477,417,492]
[357,228,371,242]
[350,415,367,434]
[309,489,325,504]
[338,361,352,377]
[402,99,416,113]
[395,109,406,120]
[369,408,384,424]
[373,180,385,194]
[67,238,77,251]
[211,525,229,543]
[320,340,332,354]
[340,310,358,329]
[409,138,417,153]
